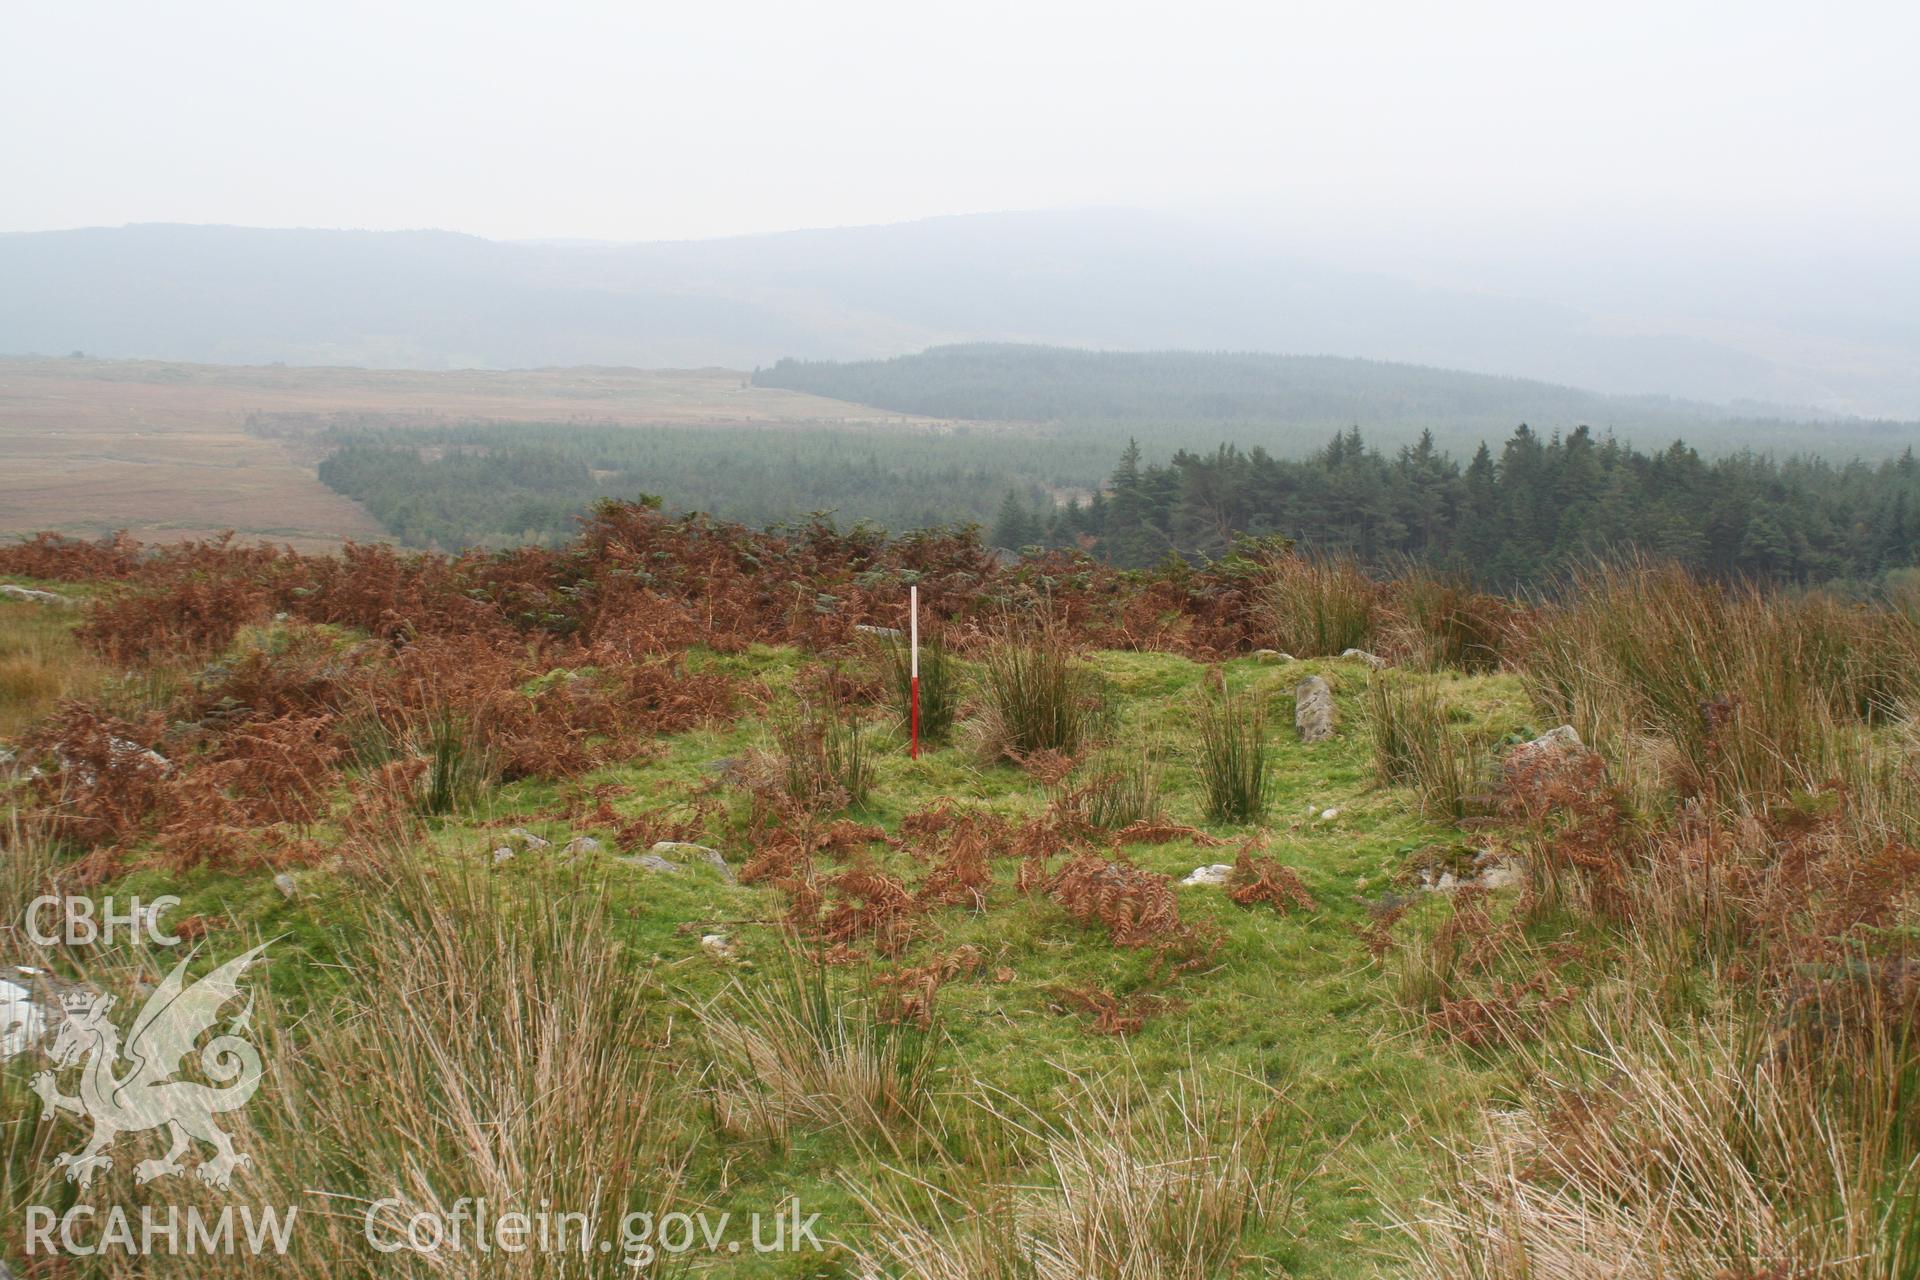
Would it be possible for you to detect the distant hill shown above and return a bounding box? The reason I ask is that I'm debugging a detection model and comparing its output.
[754,344,1717,432]
[752,344,1920,459]
[3,212,1910,416]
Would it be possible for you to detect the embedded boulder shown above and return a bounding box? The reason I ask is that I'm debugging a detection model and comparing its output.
[652,841,734,881]
[1295,675,1337,743]
[1,585,72,606]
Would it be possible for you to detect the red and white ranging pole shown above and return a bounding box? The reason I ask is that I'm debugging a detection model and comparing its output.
[909,584,920,759]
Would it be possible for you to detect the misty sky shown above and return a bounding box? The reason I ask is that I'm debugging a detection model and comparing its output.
[5,1,1916,248]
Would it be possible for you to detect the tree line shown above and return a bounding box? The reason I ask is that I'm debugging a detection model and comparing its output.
[313,415,1920,590]
[315,421,1073,550]
[993,426,1920,590]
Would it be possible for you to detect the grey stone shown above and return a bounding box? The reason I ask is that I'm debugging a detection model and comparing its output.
[1340,648,1388,670]
[507,827,551,850]
[109,738,171,772]
[1295,675,1337,743]
[1521,724,1582,752]
[624,853,680,874]
[273,873,298,899]
[563,835,604,857]
[1419,850,1526,893]
[491,847,516,864]
[854,624,903,638]
[0,584,71,606]
[653,841,734,881]
[1181,864,1235,887]
[1475,859,1526,890]
[700,933,736,960]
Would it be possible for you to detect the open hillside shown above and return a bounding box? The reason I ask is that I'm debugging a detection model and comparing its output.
[3,516,1917,1276]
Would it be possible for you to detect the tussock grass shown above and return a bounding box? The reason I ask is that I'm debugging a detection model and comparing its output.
[1394,570,1513,673]
[697,952,939,1143]
[33,859,690,1279]
[1367,678,1489,822]
[1196,680,1267,823]
[348,702,497,815]
[1521,558,1920,808]
[1396,985,1920,1279]
[1259,554,1380,657]
[1390,559,1920,1278]
[972,614,1105,761]
[1064,744,1167,831]
[771,699,876,811]
[289,865,683,1268]
[853,1065,1301,1280]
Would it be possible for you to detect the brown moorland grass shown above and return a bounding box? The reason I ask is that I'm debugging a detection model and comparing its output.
[0,356,976,549]
[0,595,110,737]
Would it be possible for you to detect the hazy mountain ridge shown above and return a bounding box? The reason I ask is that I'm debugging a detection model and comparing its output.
[3,212,1907,415]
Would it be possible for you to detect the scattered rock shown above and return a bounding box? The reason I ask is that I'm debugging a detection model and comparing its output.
[1415,848,1526,893]
[491,846,516,864]
[1252,649,1295,664]
[1340,648,1388,670]
[1295,675,1337,743]
[0,584,72,606]
[652,841,734,881]
[1317,806,1341,822]
[1513,724,1582,756]
[507,828,551,850]
[67,736,174,786]
[273,873,298,899]
[854,624,904,639]
[1475,859,1526,891]
[1181,864,1235,887]
[625,853,680,874]
[563,835,604,857]
[700,933,735,960]
[119,740,171,771]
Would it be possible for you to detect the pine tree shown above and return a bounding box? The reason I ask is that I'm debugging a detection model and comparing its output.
[991,490,1039,550]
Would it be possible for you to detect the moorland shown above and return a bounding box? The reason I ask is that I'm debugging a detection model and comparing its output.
[3,511,1916,1277]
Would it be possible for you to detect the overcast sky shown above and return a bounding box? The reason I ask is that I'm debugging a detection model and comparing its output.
[4,0,1915,248]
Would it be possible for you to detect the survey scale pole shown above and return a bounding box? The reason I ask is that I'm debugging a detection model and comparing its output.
[909,584,920,759]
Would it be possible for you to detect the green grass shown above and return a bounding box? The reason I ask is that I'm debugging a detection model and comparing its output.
[5,642,1540,1278]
